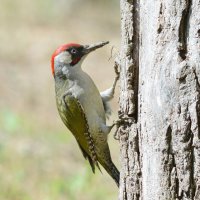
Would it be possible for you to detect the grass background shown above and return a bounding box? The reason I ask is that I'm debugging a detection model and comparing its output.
[0,0,120,199]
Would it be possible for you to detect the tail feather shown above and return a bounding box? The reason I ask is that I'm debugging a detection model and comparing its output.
[102,161,120,187]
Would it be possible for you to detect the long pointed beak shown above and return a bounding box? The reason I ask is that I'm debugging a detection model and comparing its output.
[83,41,109,55]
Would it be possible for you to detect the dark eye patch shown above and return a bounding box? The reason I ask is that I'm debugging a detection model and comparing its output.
[68,46,84,66]
[67,46,83,56]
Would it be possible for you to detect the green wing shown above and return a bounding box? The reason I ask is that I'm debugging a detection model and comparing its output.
[57,93,100,172]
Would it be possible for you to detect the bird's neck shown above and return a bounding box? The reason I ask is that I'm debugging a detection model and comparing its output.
[54,62,85,95]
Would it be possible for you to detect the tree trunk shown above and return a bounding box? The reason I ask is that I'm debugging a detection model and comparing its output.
[118,0,200,200]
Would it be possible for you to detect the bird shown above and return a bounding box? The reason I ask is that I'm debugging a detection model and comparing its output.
[51,41,119,186]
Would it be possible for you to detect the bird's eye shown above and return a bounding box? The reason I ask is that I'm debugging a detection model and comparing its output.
[71,48,77,54]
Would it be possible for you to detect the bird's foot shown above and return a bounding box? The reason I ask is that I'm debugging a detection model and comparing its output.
[112,119,123,140]
[114,61,120,81]
[113,115,135,140]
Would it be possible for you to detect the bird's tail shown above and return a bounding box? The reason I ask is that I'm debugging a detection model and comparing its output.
[102,160,120,187]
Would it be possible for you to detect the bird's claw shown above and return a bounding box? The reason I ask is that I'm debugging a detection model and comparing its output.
[114,62,120,81]
[113,116,135,140]
[113,119,123,140]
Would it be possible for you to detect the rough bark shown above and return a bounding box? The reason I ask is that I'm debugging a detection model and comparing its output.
[118,0,140,199]
[118,0,200,199]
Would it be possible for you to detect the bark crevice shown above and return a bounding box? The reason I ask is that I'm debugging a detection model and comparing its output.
[166,125,181,199]
[178,0,192,60]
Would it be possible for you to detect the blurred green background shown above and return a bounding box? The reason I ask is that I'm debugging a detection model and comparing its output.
[0,0,120,199]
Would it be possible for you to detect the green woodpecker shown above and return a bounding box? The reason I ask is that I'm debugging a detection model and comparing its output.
[51,41,119,186]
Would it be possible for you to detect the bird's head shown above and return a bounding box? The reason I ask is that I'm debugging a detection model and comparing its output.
[51,41,109,77]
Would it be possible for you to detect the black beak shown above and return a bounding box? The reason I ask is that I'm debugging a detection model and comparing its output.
[82,41,109,55]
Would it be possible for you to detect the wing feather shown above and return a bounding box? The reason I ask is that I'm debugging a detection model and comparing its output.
[57,93,100,172]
